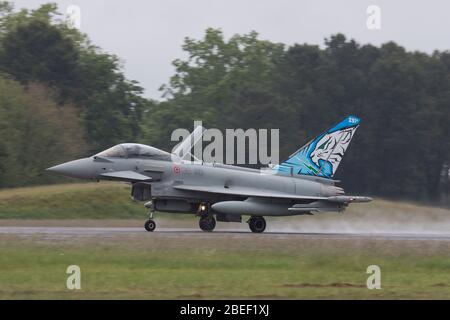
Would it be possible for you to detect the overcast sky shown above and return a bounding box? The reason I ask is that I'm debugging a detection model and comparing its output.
[13,0,450,99]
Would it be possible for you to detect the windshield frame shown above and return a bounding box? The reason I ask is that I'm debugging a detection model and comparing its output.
[94,145,126,158]
[95,143,171,161]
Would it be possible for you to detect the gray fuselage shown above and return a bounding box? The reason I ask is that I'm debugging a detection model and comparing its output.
[92,156,344,216]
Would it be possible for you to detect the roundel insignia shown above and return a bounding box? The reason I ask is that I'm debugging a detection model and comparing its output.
[173,165,181,174]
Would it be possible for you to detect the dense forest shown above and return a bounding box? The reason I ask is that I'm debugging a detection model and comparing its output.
[0,3,448,205]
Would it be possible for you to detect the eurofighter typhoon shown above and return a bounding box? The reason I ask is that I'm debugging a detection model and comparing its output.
[47,116,371,233]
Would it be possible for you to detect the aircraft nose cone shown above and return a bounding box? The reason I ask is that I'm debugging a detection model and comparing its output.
[46,158,95,179]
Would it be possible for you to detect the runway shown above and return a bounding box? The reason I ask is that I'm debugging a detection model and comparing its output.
[0,226,449,241]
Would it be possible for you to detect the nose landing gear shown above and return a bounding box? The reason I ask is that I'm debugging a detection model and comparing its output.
[144,219,156,232]
[144,200,156,232]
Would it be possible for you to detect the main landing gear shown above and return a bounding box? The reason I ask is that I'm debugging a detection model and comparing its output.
[248,216,266,233]
[199,215,216,232]
[144,201,156,232]
[198,203,216,232]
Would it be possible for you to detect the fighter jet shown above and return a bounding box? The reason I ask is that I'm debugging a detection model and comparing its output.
[47,115,371,233]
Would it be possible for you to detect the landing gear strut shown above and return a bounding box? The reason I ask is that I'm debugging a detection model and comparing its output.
[144,200,156,232]
[248,216,266,233]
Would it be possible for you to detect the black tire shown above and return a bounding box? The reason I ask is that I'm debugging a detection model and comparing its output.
[249,216,266,233]
[144,219,156,232]
[199,216,216,232]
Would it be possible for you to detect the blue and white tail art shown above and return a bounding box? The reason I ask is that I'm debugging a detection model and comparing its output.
[275,116,360,178]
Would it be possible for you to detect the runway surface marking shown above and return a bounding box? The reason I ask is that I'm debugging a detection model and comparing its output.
[0,226,449,241]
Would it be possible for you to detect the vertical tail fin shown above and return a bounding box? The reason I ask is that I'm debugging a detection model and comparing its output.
[275,115,360,178]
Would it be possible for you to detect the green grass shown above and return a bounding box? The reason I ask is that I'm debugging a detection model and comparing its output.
[0,182,145,219]
[0,237,449,299]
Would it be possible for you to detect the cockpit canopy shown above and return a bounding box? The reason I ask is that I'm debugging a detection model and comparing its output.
[95,143,172,161]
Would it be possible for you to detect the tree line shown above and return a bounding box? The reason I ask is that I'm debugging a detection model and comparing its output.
[0,3,448,205]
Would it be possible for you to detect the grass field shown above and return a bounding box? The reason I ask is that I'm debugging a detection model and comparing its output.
[0,233,449,299]
[0,182,144,219]
[0,182,449,299]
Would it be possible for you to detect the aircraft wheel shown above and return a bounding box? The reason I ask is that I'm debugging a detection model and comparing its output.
[248,216,266,233]
[144,219,156,232]
[199,216,216,232]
